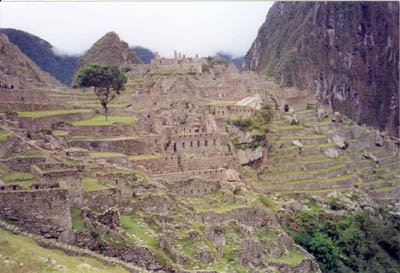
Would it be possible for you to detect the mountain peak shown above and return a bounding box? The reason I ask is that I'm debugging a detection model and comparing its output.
[0,32,60,88]
[0,28,78,85]
[72,31,142,86]
[0,33,9,43]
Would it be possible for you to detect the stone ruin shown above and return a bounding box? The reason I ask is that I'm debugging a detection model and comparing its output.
[0,49,397,273]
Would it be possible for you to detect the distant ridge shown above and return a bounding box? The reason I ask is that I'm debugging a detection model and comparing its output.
[0,33,60,88]
[0,28,78,85]
[131,46,155,64]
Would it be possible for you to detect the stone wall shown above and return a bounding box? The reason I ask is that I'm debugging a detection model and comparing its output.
[0,89,49,104]
[131,94,156,111]
[209,105,256,119]
[368,188,400,205]
[0,102,68,112]
[180,155,236,171]
[152,168,225,182]
[94,172,135,201]
[1,156,47,172]
[130,155,178,174]
[0,187,72,236]
[168,178,220,196]
[150,58,204,75]
[70,138,149,155]
[16,111,94,131]
[167,132,230,153]
[32,163,83,207]
[263,176,355,192]
[0,136,16,158]
[65,124,135,137]
[83,188,120,210]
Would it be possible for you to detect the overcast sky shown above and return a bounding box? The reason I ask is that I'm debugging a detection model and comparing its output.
[0,2,273,58]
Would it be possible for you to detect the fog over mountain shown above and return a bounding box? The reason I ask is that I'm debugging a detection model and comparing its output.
[0,2,272,58]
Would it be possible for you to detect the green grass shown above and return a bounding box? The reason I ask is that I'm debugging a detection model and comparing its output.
[273,157,336,167]
[22,149,49,157]
[0,129,9,141]
[271,124,306,130]
[265,162,348,177]
[265,173,355,186]
[71,114,136,126]
[279,142,336,151]
[83,178,110,192]
[120,214,158,246]
[379,168,400,178]
[259,194,277,210]
[128,154,161,160]
[89,152,126,158]
[70,208,88,232]
[269,152,323,160]
[3,171,34,182]
[17,109,92,118]
[363,179,385,185]
[275,187,352,194]
[272,248,306,266]
[372,186,398,193]
[52,130,69,137]
[120,213,173,266]
[0,228,129,273]
[279,134,326,140]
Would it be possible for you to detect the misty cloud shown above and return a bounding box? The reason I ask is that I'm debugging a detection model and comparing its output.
[0,2,272,58]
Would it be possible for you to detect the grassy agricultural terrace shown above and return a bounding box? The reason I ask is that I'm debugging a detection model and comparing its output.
[0,129,9,141]
[17,109,92,118]
[71,114,136,126]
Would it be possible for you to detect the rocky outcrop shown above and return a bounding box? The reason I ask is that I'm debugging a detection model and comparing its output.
[235,94,263,110]
[0,34,60,88]
[237,146,263,165]
[244,2,399,136]
[72,31,142,86]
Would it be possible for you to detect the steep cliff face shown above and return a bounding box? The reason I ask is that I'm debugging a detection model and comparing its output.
[0,28,78,85]
[0,34,60,88]
[72,31,142,86]
[244,2,399,136]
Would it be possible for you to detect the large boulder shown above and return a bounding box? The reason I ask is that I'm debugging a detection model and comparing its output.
[324,148,339,158]
[292,140,304,147]
[316,106,325,121]
[375,131,385,147]
[332,134,347,149]
[235,94,263,110]
[238,129,258,144]
[237,147,263,165]
[58,230,75,244]
[224,168,242,183]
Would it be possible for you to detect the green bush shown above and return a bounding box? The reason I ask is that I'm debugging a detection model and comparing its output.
[259,195,276,209]
[288,211,400,273]
[260,104,274,123]
[329,198,343,210]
